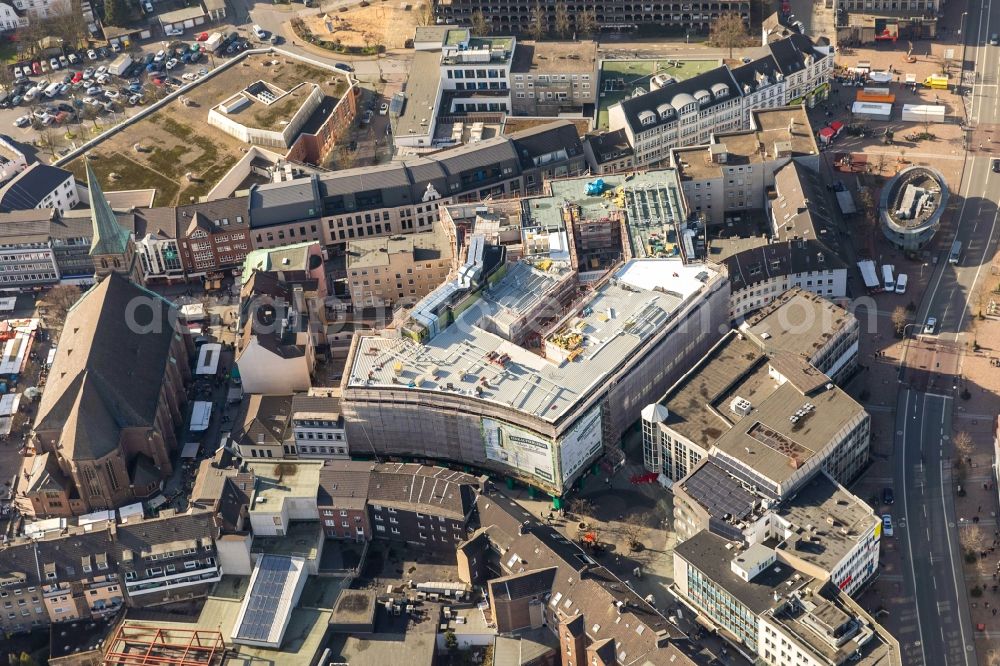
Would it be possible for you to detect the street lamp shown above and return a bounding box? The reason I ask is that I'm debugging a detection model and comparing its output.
[959,11,969,92]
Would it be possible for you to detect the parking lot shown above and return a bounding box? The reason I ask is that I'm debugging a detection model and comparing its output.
[0,28,269,162]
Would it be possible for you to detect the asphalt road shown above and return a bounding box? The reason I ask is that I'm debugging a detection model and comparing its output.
[894,0,1000,662]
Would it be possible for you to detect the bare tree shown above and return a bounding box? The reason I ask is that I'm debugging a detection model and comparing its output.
[874,153,887,175]
[554,1,571,39]
[620,513,648,552]
[891,306,908,335]
[470,9,489,36]
[41,284,82,327]
[528,2,547,41]
[415,2,435,26]
[858,187,876,227]
[36,126,59,161]
[565,497,592,519]
[577,9,598,37]
[954,431,975,459]
[708,12,750,61]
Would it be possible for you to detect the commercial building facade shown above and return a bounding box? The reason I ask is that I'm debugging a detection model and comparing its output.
[609,35,833,168]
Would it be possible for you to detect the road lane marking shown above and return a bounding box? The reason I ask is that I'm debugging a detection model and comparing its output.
[957,206,1000,333]
[941,454,972,666]
[901,389,928,666]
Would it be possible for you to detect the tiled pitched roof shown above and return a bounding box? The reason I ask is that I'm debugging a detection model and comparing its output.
[488,567,557,601]
[475,488,697,666]
[34,274,181,455]
[113,510,217,560]
[367,463,480,519]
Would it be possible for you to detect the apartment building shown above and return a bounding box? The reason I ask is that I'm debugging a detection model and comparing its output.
[609,66,743,168]
[346,222,456,309]
[435,0,749,36]
[609,35,833,167]
[116,511,222,607]
[672,106,819,226]
[133,207,184,283]
[235,269,325,394]
[641,327,870,496]
[671,530,898,663]
[367,464,481,549]
[318,461,371,542]
[582,130,635,175]
[0,525,121,635]
[0,163,79,215]
[0,509,219,635]
[19,274,192,517]
[291,392,348,459]
[457,486,702,666]
[231,394,295,460]
[718,160,848,320]
[246,122,585,253]
[509,41,598,116]
[0,209,60,290]
[230,392,347,461]
[0,3,26,31]
[174,196,252,278]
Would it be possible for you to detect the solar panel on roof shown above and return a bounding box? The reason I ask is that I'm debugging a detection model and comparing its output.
[684,463,756,521]
[236,555,295,641]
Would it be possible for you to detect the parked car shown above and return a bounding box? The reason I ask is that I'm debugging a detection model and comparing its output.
[189,51,202,63]
[923,317,937,334]
[96,74,110,85]
[127,93,141,105]
[87,49,97,60]
[97,47,109,58]
[196,31,209,41]
[154,50,165,62]
[68,52,79,64]
[882,487,894,505]
[86,85,102,96]
[57,83,70,95]
[182,72,197,81]
[881,514,894,537]
[143,52,155,65]
[252,24,266,39]
[334,62,353,72]
[13,115,29,127]
[96,65,107,76]
[10,95,22,106]
[165,58,178,70]
[49,57,60,70]
[994,159,1000,174]
[83,67,95,78]
[59,55,68,67]
[111,41,122,53]
[379,102,388,115]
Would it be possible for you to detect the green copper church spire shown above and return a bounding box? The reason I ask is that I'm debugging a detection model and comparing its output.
[87,162,130,257]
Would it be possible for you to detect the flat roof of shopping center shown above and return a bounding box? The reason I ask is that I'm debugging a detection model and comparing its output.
[347,257,718,425]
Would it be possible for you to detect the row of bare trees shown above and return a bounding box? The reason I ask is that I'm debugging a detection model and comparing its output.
[418,1,752,50]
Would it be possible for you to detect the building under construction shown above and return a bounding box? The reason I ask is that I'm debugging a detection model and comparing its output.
[104,624,227,666]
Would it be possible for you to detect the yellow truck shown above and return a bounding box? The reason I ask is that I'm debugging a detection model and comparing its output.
[922,74,950,89]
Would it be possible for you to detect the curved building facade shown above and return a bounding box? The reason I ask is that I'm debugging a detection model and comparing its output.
[880,165,948,252]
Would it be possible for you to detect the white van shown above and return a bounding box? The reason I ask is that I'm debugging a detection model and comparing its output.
[895,273,908,294]
[882,264,895,292]
[44,82,60,98]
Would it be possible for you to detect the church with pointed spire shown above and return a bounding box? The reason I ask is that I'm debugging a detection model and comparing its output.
[86,162,141,282]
